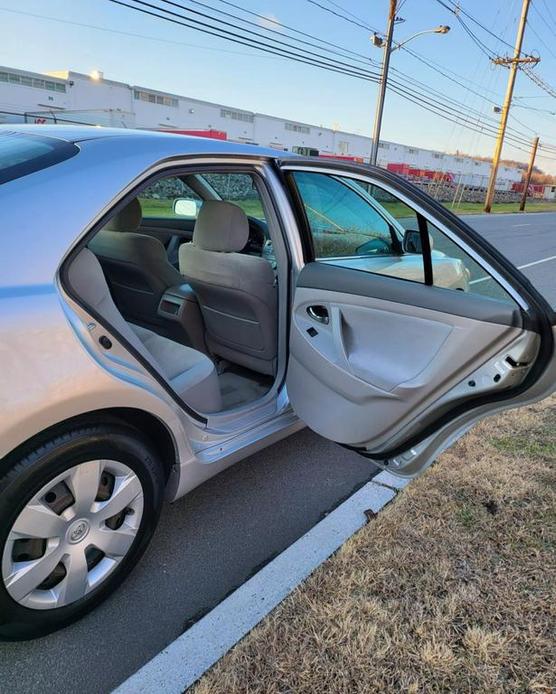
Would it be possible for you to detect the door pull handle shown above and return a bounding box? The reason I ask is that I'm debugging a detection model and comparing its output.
[307,305,329,324]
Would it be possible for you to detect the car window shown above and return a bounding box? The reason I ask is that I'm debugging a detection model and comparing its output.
[199,173,267,220]
[292,172,398,259]
[290,170,516,303]
[138,177,201,219]
[0,132,78,184]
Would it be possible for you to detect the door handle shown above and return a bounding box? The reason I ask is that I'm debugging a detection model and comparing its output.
[307,305,329,324]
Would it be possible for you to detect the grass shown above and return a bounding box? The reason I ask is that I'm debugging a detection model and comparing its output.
[379,200,556,218]
[138,197,265,219]
[193,396,556,693]
[138,197,556,222]
[444,200,556,215]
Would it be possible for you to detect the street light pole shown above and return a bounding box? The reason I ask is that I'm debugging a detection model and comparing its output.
[369,0,397,166]
[368,4,450,166]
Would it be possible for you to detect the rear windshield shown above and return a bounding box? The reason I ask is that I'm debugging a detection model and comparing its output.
[0,132,79,184]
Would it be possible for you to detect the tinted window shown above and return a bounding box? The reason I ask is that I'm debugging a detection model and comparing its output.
[138,177,201,219]
[199,173,266,220]
[293,172,398,258]
[291,170,516,303]
[0,132,78,184]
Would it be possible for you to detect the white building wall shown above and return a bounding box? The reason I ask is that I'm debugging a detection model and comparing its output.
[0,66,71,119]
[0,65,525,189]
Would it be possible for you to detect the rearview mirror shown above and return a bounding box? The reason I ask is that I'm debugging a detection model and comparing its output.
[173,198,199,217]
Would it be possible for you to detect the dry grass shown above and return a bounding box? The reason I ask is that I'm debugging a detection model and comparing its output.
[194,397,556,694]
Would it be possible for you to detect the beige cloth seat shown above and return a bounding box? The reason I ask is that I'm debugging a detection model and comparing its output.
[88,198,183,329]
[69,249,222,413]
[179,201,277,376]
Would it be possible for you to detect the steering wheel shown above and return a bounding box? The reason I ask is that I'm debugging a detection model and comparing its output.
[241,218,267,255]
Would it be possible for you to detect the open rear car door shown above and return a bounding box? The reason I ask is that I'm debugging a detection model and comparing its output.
[278,160,556,477]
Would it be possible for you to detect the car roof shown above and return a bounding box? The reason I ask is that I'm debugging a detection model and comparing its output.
[0,124,290,158]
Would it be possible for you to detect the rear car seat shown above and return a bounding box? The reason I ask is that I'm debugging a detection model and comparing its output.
[68,249,222,413]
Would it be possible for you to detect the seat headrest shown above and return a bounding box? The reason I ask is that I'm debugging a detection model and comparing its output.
[193,200,249,252]
[105,198,142,232]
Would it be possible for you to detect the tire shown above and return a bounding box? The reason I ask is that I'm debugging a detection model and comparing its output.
[0,423,165,641]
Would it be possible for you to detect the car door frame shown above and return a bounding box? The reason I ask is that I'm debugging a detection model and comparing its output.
[274,158,556,470]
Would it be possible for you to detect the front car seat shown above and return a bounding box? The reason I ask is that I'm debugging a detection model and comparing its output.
[68,248,222,413]
[179,201,277,376]
[89,198,183,330]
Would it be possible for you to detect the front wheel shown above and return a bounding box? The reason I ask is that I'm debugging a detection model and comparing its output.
[0,423,165,640]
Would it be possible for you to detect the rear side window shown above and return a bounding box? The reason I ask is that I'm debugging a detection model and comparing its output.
[0,132,78,184]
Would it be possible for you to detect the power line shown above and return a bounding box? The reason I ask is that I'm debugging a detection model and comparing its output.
[305,0,377,32]
[105,0,548,153]
[457,15,497,59]
[213,0,371,62]
[319,0,377,29]
[528,3,556,59]
[102,0,556,158]
[439,0,519,52]
[308,0,552,139]
[108,0,380,80]
[520,65,556,99]
[538,0,556,31]
[184,0,371,65]
[154,0,374,71]
[0,5,285,58]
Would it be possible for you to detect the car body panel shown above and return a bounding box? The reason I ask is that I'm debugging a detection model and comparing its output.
[279,160,554,474]
[1,126,554,494]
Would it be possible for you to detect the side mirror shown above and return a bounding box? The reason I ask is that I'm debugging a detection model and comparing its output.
[402,229,434,253]
[403,229,422,254]
[173,198,199,217]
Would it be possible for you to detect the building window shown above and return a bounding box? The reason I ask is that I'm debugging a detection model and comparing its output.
[408,148,418,154]
[0,70,66,93]
[432,152,444,159]
[220,108,254,122]
[455,157,463,163]
[378,142,389,149]
[285,122,310,134]
[133,89,178,107]
[338,140,349,154]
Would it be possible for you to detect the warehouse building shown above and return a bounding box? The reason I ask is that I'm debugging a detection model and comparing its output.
[0,64,523,190]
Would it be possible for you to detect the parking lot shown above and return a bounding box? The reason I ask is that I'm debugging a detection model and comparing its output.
[0,212,554,694]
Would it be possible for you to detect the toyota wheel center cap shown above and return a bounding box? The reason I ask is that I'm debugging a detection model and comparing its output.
[67,519,91,544]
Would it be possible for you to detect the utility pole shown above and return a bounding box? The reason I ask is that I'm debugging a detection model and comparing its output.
[484,0,539,212]
[369,0,396,166]
[519,136,539,211]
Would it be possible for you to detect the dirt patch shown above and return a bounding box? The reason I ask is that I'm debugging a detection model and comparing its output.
[194,397,556,693]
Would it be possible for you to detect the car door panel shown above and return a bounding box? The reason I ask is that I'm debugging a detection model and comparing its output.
[300,262,522,326]
[278,161,554,475]
[289,266,528,449]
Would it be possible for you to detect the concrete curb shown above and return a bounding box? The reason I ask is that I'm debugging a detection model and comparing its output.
[114,474,407,693]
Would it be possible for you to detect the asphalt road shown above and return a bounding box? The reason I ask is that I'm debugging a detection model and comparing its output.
[460,211,556,308]
[0,211,554,694]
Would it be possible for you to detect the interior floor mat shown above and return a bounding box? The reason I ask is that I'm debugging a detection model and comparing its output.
[218,366,273,409]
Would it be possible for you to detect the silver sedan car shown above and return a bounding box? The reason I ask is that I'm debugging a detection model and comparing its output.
[1,126,554,640]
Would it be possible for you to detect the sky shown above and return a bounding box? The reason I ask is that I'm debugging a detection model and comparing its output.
[1,0,556,173]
